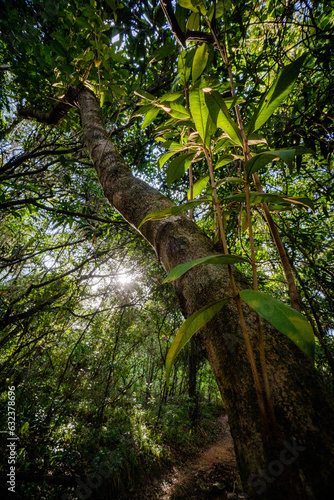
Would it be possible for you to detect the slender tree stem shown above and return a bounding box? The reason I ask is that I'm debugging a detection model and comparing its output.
[182,51,194,220]
[189,164,194,220]
[205,145,269,434]
[245,183,276,429]
[252,172,301,311]
[209,19,277,432]
[209,20,301,312]
[204,146,227,251]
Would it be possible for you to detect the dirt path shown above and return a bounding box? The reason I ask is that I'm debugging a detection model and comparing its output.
[143,417,246,500]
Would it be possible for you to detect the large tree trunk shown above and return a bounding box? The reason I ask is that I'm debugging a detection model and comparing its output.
[73,86,334,498]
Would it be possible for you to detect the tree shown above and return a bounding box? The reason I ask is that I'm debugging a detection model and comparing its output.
[1,1,334,498]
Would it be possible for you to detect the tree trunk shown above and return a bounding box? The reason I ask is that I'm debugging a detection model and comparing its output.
[72,85,334,498]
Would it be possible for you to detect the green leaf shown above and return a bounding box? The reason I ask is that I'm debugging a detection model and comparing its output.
[281,196,315,212]
[177,0,207,15]
[223,96,245,109]
[227,192,314,211]
[215,154,236,169]
[134,88,155,101]
[192,43,209,83]
[166,153,195,186]
[241,209,248,231]
[158,151,180,169]
[203,89,243,145]
[227,192,281,205]
[163,254,249,283]
[216,176,244,188]
[187,175,209,199]
[141,107,160,128]
[159,91,184,103]
[155,138,184,150]
[178,0,196,9]
[240,290,315,361]
[189,83,216,146]
[247,54,307,135]
[245,149,296,176]
[187,11,200,30]
[177,49,194,85]
[20,421,30,436]
[176,119,196,129]
[138,198,210,227]
[156,102,191,120]
[167,102,191,120]
[133,104,155,117]
[208,0,231,19]
[165,298,229,385]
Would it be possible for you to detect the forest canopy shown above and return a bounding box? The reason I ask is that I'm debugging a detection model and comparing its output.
[0,1,334,499]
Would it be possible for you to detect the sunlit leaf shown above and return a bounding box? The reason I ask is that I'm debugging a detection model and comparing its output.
[132,104,154,118]
[203,89,243,145]
[223,96,245,109]
[165,298,229,386]
[241,209,248,231]
[192,43,209,82]
[247,54,307,135]
[215,154,236,169]
[245,149,295,176]
[189,83,216,146]
[134,88,155,101]
[166,153,195,186]
[217,0,232,14]
[141,107,160,128]
[177,48,195,85]
[163,254,249,283]
[100,91,105,107]
[214,137,238,152]
[227,192,314,211]
[240,290,315,361]
[167,102,191,119]
[159,91,184,103]
[178,0,196,9]
[187,11,200,30]
[187,175,209,199]
[177,0,207,15]
[155,138,185,150]
[138,198,211,227]
[158,151,181,169]
[216,176,244,188]
[281,196,315,212]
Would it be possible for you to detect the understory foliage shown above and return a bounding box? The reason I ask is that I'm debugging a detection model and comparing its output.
[0,118,222,498]
[0,0,334,498]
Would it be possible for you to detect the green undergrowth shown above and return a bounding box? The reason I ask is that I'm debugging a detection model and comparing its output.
[0,396,224,500]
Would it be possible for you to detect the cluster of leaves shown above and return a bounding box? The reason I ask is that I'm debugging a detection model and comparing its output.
[134,0,330,377]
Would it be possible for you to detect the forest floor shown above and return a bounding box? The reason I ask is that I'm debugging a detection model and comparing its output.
[138,416,247,500]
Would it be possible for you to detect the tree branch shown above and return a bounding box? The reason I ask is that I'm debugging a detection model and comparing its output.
[0,145,83,176]
[159,0,215,47]
[0,196,52,210]
[28,201,128,226]
[17,86,83,125]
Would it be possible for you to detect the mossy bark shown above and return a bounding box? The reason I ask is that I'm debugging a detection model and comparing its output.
[76,86,334,499]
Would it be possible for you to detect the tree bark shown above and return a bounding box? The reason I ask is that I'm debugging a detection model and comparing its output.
[37,85,334,498]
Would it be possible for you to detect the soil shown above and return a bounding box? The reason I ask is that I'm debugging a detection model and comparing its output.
[138,416,247,500]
